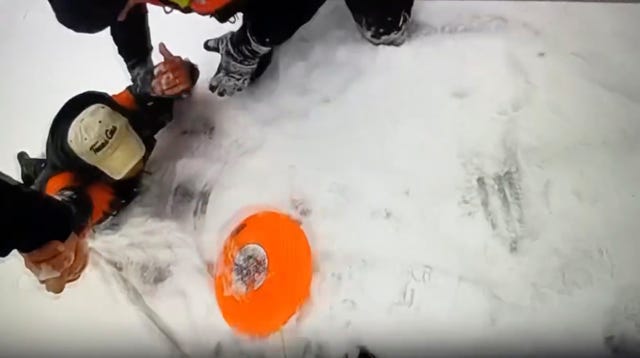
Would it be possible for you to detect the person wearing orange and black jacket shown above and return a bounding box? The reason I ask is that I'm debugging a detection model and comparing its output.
[13,45,197,294]
[46,0,414,98]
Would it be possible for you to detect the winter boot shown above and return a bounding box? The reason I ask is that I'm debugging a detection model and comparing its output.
[346,0,415,46]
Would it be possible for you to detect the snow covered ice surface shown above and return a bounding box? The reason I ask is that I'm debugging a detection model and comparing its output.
[1,0,640,357]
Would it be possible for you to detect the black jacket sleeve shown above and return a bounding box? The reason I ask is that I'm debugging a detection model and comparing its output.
[30,166,95,237]
[48,0,151,73]
[0,172,74,257]
[111,4,153,74]
[244,0,326,47]
[110,5,155,96]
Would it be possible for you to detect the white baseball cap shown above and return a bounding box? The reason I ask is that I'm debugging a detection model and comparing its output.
[67,104,145,180]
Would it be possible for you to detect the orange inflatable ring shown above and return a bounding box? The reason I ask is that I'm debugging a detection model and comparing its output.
[214,211,313,337]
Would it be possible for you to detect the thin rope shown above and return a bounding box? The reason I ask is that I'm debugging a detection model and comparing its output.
[280,330,288,358]
[92,248,189,358]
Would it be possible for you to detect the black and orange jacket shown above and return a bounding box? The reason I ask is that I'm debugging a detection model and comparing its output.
[31,88,175,236]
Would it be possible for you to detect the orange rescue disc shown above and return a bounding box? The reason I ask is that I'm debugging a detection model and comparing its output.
[214,211,313,337]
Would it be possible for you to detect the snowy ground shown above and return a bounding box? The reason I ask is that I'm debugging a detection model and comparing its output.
[1,0,640,357]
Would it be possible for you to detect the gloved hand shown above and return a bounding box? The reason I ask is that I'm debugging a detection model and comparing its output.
[204,28,272,97]
[17,151,46,187]
[129,58,155,99]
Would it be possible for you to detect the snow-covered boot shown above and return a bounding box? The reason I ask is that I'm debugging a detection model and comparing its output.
[346,0,414,46]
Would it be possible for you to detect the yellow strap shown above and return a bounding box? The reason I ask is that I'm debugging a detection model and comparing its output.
[168,0,190,8]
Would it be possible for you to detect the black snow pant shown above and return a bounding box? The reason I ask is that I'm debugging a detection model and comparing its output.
[245,0,415,47]
[249,0,416,48]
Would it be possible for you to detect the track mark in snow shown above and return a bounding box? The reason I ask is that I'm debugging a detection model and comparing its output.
[477,176,497,231]
[392,282,416,310]
[390,265,433,312]
[170,183,195,211]
[416,15,508,37]
[288,166,312,220]
[179,124,215,140]
[475,165,525,253]
[291,197,312,219]
[192,183,212,230]
[411,265,433,284]
[462,126,526,254]
[168,181,213,230]
[460,73,528,253]
[603,287,640,355]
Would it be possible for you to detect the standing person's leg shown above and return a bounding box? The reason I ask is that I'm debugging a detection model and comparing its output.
[204,0,327,97]
[344,0,415,46]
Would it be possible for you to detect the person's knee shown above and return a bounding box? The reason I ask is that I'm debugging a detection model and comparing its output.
[345,0,415,46]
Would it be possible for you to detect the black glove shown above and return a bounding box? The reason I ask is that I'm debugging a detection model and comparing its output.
[17,152,47,187]
[203,26,272,97]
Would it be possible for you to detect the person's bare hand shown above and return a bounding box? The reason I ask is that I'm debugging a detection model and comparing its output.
[151,43,196,97]
[22,233,90,294]
[22,239,74,281]
[42,236,89,294]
